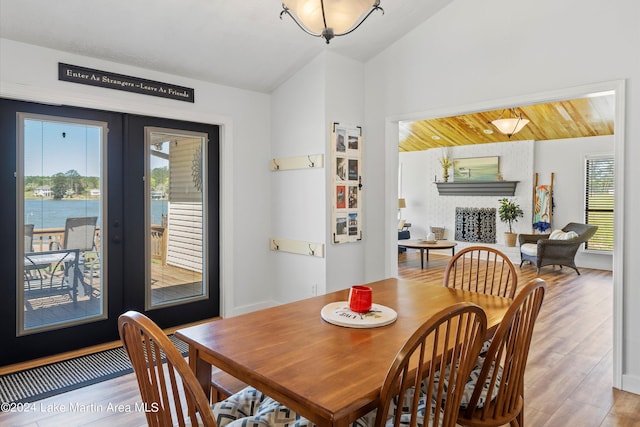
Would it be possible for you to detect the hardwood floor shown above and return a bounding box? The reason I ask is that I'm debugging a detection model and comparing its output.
[2,251,639,426]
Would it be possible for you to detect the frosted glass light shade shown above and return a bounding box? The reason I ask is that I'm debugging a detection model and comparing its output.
[491,117,530,136]
[282,0,383,43]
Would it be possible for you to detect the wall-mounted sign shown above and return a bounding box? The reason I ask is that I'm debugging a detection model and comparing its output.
[58,63,194,103]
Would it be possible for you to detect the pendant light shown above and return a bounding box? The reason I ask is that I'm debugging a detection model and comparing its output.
[281,0,384,44]
[491,108,530,138]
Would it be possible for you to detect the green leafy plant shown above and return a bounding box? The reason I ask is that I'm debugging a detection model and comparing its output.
[498,198,524,233]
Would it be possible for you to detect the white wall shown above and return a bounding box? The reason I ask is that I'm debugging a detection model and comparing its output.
[0,38,273,318]
[400,136,614,271]
[270,51,366,301]
[271,54,327,303]
[324,52,366,293]
[364,0,639,393]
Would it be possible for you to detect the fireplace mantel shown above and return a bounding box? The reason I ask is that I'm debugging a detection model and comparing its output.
[435,181,519,196]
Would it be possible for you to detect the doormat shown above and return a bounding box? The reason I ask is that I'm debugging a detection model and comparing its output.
[0,335,188,404]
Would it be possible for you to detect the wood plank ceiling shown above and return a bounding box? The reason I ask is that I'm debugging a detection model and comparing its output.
[399,93,615,152]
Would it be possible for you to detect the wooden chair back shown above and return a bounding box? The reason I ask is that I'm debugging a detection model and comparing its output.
[118,311,217,427]
[443,246,517,299]
[459,278,546,426]
[375,303,487,427]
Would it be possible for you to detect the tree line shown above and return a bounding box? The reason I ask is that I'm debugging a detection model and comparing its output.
[26,167,169,200]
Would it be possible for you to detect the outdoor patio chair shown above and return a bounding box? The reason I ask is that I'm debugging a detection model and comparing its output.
[23,223,85,303]
[23,223,44,286]
[51,216,100,297]
[24,223,35,252]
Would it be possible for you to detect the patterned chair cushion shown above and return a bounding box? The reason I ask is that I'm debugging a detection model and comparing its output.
[229,396,318,427]
[212,385,446,427]
[213,386,318,427]
[391,387,443,427]
[212,386,268,426]
[354,387,444,427]
[430,349,503,411]
[460,358,503,409]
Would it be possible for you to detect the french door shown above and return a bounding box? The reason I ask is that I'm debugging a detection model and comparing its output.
[122,114,219,328]
[0,99,219,365]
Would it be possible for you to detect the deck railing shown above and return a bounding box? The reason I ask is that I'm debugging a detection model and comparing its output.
[150,225,167,265]
[30,226,166,265]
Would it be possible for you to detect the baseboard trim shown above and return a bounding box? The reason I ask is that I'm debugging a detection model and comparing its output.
[621,374,640,395]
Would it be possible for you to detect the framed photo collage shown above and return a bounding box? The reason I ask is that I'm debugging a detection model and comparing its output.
[331,122,362,244]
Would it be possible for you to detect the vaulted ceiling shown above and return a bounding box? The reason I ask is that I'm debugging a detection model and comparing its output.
[0,2,616,149]
[399,93,615,152]
[0,0,452,93]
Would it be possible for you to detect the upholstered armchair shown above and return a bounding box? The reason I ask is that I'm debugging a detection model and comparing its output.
[519,222,598,275]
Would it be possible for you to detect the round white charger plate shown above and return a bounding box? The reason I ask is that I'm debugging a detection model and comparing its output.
[321,301,398,328]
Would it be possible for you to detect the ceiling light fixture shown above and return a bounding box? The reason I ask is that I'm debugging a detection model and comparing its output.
[280,0,384,44]
[490,108,530,138]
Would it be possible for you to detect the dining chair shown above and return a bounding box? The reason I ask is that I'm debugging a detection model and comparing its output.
[119,310,220,426]
[118,311,310,427]
[443,246,518,299]
[456,278,547,427]
[370,302,487,427]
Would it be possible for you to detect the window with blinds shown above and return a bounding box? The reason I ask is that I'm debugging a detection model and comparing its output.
[585,155,614,251]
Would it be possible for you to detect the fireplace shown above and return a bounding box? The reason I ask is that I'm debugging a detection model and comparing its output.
[455,207,496,243]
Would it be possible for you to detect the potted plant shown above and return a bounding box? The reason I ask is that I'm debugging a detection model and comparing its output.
[498,198,524,247]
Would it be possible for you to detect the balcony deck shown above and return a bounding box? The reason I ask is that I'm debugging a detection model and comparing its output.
[23,226,202,330]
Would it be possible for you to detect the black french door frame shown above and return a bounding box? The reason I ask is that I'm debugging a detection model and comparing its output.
[0,99,219,365]
[122,114,220,328]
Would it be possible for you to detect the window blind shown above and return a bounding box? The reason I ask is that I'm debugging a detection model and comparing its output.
[585,156,614,251]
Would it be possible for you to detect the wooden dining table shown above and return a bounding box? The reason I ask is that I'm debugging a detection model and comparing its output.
[175,277,512,427]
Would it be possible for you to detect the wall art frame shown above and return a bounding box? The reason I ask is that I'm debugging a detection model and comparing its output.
[331,122,363,244]
[453,156,500,182]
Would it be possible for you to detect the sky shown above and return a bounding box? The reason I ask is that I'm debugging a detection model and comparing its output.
[23,119,102,177]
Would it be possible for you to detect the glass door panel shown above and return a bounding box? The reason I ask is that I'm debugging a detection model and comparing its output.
[18,113,107,334]
[145,127,207,308]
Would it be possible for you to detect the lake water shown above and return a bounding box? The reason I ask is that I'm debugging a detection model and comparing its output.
[24,199,168,229]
